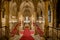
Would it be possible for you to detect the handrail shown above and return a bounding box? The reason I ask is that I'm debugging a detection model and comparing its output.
[48,26,60,30]
[43,26,60,40]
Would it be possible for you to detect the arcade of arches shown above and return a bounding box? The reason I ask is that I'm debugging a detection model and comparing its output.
[0,0,60,40]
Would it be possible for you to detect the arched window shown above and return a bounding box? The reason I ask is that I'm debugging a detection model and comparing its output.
[48,5,51,22]
[2,8,5,18]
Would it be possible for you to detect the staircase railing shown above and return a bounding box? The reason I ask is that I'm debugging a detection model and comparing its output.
[44,26,60,40]
[10,22,21,37]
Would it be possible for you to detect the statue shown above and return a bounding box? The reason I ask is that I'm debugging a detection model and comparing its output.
[24,16,30,23]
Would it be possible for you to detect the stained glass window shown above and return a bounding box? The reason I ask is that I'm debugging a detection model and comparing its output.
[48,5,51,22]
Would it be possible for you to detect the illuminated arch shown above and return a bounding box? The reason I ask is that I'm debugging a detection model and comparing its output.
[37,1,45,17]
[18,1,36,30]
[19,1,35,17]
[20,1,34,12]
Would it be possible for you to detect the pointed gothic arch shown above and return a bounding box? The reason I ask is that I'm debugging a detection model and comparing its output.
[18,1,36,30]
[18,0,36,20]
[20,1,34,11]
[37,1,45,32]
[48,2,53,24]
[37,1,45,17]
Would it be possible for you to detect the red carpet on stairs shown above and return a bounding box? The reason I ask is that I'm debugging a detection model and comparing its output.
[20,36,34,40]
[20,28,34,40]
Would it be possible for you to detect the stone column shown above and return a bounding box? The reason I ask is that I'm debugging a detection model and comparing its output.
[0,0,2,39]
[4,1,10,40]
[52,0,57,40]
[44,1,49,40]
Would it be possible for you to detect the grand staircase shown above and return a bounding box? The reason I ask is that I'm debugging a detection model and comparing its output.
[10,22,44,40]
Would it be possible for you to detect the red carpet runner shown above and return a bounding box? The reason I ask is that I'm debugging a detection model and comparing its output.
[20,36,34,40]
[20,28,34,40]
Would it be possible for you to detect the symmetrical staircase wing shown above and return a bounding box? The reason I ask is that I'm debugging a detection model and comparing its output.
[33,23,44,37]
[11,22,21,37]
